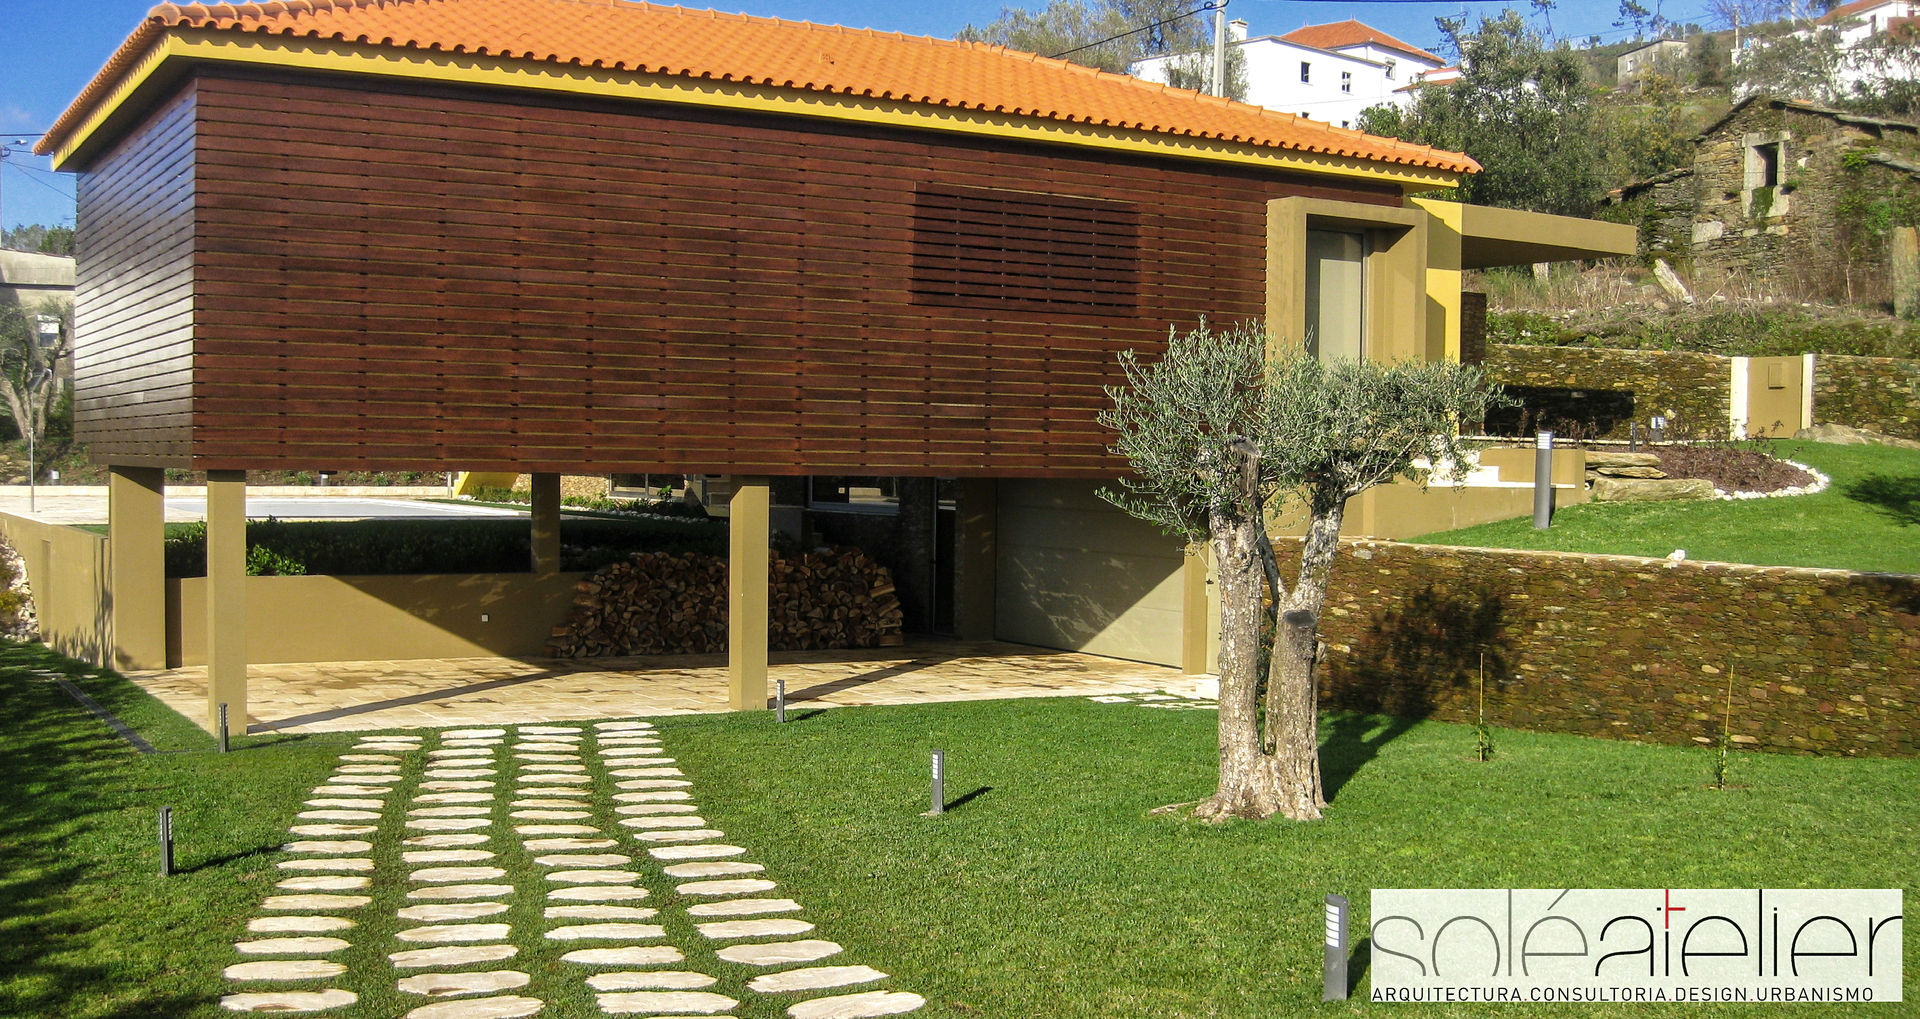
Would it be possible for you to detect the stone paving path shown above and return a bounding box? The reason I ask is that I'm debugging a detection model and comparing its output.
[220,723,924,1017]
[1086,691,1218,710]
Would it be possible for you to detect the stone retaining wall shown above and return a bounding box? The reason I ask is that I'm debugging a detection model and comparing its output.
[1276,540,1919,757]
[1482,345,1729,439]
[1814,354,1920,440]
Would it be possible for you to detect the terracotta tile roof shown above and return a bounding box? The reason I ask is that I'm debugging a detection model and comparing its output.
[43,0,1476,175]
[1819,0,1903,23]
[1277,20,1445,67]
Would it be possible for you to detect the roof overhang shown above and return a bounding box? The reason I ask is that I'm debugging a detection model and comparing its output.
[1415,198,1639,268]
[48,28,1467,193]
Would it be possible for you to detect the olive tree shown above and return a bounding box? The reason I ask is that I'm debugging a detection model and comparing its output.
[1099,321,1505,821]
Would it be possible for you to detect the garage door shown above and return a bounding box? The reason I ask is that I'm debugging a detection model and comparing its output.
[994,479,1188,666]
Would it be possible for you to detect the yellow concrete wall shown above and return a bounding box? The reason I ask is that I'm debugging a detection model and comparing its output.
[169,571,585,666]
[1272,448,1590,541]
[0,514,111,666]
[1745,356,1807,438]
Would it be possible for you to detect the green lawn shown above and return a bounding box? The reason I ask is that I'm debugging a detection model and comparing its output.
[1411,441,1920,573]
[5,652,1914,1017]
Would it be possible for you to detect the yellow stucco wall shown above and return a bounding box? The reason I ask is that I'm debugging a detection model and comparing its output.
[0,514,111,667]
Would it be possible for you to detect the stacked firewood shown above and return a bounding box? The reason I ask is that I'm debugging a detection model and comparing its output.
[547,548,904,657]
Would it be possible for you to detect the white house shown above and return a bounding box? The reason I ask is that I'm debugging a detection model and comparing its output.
[1130,19,1449,129]
[1737,0,1920,95]
[1818,0,1917,47]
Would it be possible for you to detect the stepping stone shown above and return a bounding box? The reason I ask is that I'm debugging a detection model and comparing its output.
[520,764,586,772]
[399,902,510,922]
[546,923,666,940]
[440,739,503,748]
[234,936,351,955]
[408,884,515,901]
[260,894,371,911]
[410,866,508,883]
[390,944,518,969]
[510,810,591,820]
[614,791,691,802]
[593,721,654,729]
[404,849,496,864]
[396,970,531,997]
[696,918,815,940]
[521,726,581,735]
[548,885,651,903]
[297,810,380,822]
[524,838,617,851]
[595,990,737,1015]
[218,989,356,1012]
[362,734,424,741]
[289,824,377,837]
[318,784,393,795]
[408,818,492,831]
[276,875,370,892]
[532,853,630,868]
[608,767,682,778]
[649,845,746,861]
[600,748,665,757]
[336,764,400,774]
[633,829,727,843]
[613,779,690,789]
[395,923,511,944]
[618,816,708,829]
[664,862,765,878]
[518,774,590,784]
[421,781,495,792]
[514,790,589,801]
[403,995,544,1019]
[686,898,801,918]
[677,878,776,896]
[547,869,641,884]
[515,825,600,836]
[585,971,716,991]
[409,806,493,817]
[248,916,356,933]
[1088,695,1132,703]
[512,753,578,763]
[1138,693,1177,702]
[716,940,843,966]
[305,799,383,810]
[749,966,887,994]
[512,798,589,808]
[405,833,490,847]
[514,742,578,751]
[545,905,658,921]
[423,769,497,779]
[615,803,698,815]
[340,754,399,762]
[560,946,682,966]
[277,857,374,872]
[223,959,349,981]
[428,748,493,758]
[786,991,927,1018]
[283,840,373,855]
[352,743,405,752]
[445,729,507,738]
[416,792,494,804]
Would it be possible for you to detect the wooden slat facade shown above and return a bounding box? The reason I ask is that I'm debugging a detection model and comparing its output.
[76,69,1403,476]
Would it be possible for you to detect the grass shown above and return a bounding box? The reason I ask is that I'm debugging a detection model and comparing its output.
[1411,440,1920,573]
[5,652,1914,1017]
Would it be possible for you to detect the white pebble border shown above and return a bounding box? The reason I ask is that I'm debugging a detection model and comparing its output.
[1716,460,1830,500]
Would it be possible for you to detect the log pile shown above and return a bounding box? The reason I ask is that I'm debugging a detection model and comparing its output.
[547,548,904,657]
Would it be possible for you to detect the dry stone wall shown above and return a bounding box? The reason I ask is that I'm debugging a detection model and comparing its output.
[1276,540,1919,757]
[1814,354,1920,440]
[1482,345,1729,439]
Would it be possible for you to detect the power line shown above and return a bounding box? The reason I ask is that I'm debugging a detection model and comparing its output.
[1051,0,1228,59]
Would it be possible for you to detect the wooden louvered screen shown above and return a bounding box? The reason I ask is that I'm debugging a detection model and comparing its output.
[910,185,1139,315]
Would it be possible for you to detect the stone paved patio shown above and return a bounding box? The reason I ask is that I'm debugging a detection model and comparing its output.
[129,640,1192,734]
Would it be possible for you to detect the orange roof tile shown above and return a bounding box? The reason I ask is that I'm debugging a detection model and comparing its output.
[42,0,1476,176]
[1819,0,1901,23]
[1277,20,1445,67]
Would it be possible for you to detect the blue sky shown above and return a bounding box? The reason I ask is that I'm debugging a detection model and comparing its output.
[2,0,1718,232]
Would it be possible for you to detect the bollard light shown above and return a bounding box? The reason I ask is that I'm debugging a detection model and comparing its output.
[776,680,786,724]
[159,806,174,877]
[1650,414,1667,442]
[1532,431,1554,530]
[926,749,945,816]
[218,702,230,754]
[1324,892,1349,1001]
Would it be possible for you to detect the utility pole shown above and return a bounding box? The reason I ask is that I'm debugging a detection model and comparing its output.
[1211,5,1227,97]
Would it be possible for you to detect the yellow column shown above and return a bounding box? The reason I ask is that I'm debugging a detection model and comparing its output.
[954,478,997,641]
[107,466,167,671]
[530,472,562,575]
[728,476,770,711]
[1180,542,1213,675]
[205,470,248,737]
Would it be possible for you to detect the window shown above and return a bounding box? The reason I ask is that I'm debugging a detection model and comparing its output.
[1305,230,1366,362]
[1300,61,1312,83]
[1385,58,1397,80]
[1340,70,1353,93]
[809,476,900,514]
[1752,142,1780,188]
[911,184,1139,315]
[33,315,60,348]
